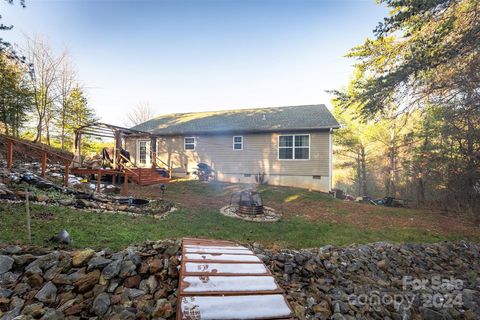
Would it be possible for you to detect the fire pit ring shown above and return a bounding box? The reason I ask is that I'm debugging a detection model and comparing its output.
[220,205,280,222]
[220,189,281,222]
[236,190,264,216]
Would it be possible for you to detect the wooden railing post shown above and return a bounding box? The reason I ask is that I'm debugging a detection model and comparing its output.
[64,160,70,187]
[123,173,128,195]
[41,150,47,177]
[112,146,117,170]
[152,151,156,168]
[97,169,101,193]
[6,139,13,169]
[138,168,142,184]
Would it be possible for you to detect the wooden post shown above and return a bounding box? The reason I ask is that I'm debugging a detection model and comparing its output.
[138,168,142,185]
[169,160,172,179]
[7,139,13,169]
[151,136,157,169]
[97,169,101,193]
[112,145,117,170]
[112,174,116,186]
[25,186,31,244]
[114,130,122,171]
[73,131,82,168]
[41,150,47,178]
[152,151,156,169]
[64,160,70,187]
[123,173,128,195]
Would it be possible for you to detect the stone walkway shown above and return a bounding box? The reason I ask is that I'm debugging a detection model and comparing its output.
[177,238,293,320]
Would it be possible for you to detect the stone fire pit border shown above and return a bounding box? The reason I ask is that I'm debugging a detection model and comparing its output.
[220,205,281,222]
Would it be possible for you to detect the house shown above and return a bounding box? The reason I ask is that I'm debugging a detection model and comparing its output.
[125,104,340,192]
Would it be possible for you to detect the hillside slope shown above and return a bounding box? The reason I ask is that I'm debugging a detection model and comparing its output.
[0,134,73,165]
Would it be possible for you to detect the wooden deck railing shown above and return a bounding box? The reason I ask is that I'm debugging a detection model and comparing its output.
[153,154,173,178]
[2,134,170,196]
[2,134,75,187]
[118,154,140,179]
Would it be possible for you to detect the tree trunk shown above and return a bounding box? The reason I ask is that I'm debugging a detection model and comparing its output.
[356,154,361,197]
[46,124,50,146]
[34,120,43,143]
[387,121,397,197]
[360,145,367,196]
[416,170,425,205]
[60,105,67,150]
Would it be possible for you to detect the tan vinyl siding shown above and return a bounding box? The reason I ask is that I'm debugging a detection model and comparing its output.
[125,139,137,165]
[151,132,329,177]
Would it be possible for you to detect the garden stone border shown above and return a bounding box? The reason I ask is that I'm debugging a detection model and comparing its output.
[220,205,281,222]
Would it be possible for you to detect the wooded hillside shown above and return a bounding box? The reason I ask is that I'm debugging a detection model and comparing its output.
[333,0,480,216]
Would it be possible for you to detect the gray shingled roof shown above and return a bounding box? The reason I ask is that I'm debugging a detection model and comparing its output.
[131,104,340,135]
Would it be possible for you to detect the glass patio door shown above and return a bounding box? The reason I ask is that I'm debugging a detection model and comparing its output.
[137,140,151,167]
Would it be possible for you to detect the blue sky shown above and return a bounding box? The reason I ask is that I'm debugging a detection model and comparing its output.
[3,0,388,126]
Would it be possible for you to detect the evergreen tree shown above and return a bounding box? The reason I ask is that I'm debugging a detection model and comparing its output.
[0,53,33,136]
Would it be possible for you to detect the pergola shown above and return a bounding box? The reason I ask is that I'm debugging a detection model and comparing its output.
[72,122,158,195]
[73,122,153,170]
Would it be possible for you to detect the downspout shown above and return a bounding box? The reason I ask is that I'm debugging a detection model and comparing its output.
[329,128,333,191]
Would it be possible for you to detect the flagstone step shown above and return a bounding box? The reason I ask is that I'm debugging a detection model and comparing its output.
[179,294,293,320]
[184,262,271,276]
[180,275,283,295]
[177,238,293,320]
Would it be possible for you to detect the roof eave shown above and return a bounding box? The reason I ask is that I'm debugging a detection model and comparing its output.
[147,126,340,136]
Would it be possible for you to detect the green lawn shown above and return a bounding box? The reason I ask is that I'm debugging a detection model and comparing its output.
[0,202,468,250]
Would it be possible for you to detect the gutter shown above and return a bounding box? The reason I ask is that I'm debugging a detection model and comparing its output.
[146,126,341,137]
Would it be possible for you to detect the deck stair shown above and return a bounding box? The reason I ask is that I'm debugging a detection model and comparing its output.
[177,238,293,320]
[128,168,169,186]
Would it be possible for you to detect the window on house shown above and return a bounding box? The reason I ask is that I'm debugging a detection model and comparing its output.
[233,136,243,150]
[184,137,195,150]
[279,134,310,160]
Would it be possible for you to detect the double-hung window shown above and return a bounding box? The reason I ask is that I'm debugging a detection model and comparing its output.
[278,134,310,160]
[233,136,243,150]
[184,137,195,150]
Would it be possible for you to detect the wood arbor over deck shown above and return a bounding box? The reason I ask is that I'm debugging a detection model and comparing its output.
[72,122,170,193]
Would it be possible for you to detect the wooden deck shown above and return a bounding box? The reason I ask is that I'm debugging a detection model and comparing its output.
[177,238,293,320]
[1,133,169,198]
[71,167,170,194]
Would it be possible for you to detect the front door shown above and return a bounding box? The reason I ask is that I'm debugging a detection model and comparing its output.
[136,140,151,167]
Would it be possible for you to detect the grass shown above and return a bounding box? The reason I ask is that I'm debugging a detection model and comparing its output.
[257,184,335,203]
[0,201,468,250]
[1,180,477,250]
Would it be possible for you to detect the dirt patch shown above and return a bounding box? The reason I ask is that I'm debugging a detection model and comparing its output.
[128,181,480,239]
[129,181,234,210]
[32,211,56,220]
[273,198,480,238]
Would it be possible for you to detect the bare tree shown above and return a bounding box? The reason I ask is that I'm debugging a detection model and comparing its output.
[25,36,65,144]
[125,101,155,127]
[56,55,76,150]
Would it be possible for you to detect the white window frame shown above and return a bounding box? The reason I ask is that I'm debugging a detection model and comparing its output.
[233,136,243,150]
[278,134,310,161]
[184,137,196,151]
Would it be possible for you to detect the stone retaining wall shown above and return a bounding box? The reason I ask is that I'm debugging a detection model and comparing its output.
[0,241,181,320]
[254,241,480,320]
[0,241,479,320]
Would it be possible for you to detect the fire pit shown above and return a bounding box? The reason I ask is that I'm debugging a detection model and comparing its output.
[220,189,281,222]
[237,190,264,215]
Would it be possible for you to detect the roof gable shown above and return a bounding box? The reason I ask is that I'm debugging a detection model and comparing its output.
[131,104,340,135]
